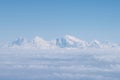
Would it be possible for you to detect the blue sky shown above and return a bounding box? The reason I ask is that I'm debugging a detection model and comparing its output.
[0,0,120,42]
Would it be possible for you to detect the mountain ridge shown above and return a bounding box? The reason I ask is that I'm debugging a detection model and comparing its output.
[4,35,120,49]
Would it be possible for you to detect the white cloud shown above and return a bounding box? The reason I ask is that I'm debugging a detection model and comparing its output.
[0,49,120,80]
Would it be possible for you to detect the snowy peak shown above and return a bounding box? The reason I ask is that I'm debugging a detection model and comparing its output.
[88,40,101,48]
[56,35,88,48]
[33,36,51,49]
[10,37,28,46]
[64,35,82,42]
[8,37,32,48]
[101,41,120,48]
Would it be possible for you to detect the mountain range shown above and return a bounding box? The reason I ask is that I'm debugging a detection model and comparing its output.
[2,35,119,49]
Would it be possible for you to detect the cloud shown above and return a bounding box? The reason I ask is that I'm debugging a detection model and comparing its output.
[0,49,120,80]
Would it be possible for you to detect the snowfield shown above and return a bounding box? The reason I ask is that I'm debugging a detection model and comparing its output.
[0,48,120,80]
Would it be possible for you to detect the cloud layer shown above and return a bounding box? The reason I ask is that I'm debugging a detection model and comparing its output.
[0,49,120,80]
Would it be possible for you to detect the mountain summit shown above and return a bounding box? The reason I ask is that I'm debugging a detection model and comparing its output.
[56,35,88,48]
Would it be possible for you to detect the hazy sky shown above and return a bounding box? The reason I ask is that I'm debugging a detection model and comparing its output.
[0,0,120,42]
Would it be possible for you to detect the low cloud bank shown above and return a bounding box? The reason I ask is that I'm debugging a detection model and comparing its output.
[0,48,120,80]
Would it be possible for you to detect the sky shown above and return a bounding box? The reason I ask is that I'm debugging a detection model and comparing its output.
[0,0,120,42]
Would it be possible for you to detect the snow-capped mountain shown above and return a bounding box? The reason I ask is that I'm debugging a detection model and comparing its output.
[32,36,56,49]
[5,35,120,49]
[88,40,101,48]
[56,35,88,48]
[101,41,120,48]
[8,37,31,48]
[11,37,28,46]
[33,36,50,48]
